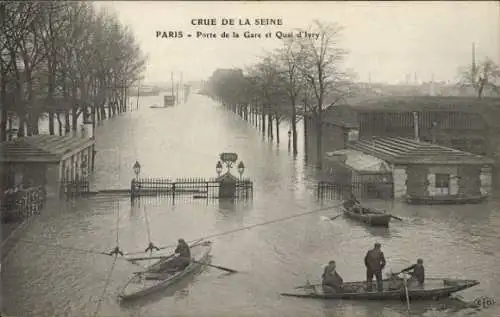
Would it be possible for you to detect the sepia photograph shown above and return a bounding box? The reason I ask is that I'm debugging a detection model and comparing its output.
[0,1,499,316]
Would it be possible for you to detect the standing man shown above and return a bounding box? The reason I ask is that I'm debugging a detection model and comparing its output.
[364,243,386,292]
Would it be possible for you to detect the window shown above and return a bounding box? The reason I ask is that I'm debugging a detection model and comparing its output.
[435,173,450,195]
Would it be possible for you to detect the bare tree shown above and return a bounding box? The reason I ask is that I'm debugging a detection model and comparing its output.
[296,20,355,168]
[458,57,500,99]
[275,39,306,155]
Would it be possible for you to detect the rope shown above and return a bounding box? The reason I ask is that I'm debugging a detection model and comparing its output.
[91,255,118,317]
[126,202,344,255]
[142,205,159,254]
[6,238,109,257]
[115,200,120,246]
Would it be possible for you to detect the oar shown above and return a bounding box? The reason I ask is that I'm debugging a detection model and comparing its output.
[402,274,411,311]
[390,215,403,221]
[191,260,238,273]
[126,254,175,262]
[330,213,343,220]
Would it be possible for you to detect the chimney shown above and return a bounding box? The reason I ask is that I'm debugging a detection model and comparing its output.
[413,111,419,141]
[429,73,436,96]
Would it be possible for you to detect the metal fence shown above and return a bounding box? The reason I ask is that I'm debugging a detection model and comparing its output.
[130,177,253,202]
[317,180,393,201]
[1,186,46,223]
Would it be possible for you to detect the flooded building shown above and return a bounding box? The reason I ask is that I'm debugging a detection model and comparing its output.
[0,135,95,198]
[323,149,393,199]
[348,137,494,204]
[353,96,500,156]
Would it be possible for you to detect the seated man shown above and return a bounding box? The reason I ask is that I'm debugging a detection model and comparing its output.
[401,258,425,286]
[159,238,192,273]
[322,260,344,293]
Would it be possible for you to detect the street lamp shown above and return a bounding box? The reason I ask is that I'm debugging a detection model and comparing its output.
[133,161,141,179]
[237,161,245,179]
[216,161,223,176]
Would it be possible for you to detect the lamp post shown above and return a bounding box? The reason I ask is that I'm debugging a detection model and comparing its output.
[237,161,245,179]
[133,161,141,179]
[216,161,223,177]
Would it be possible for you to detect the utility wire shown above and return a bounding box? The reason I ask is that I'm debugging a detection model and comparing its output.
[125,202,344,255]
[91,255,118,317]
[5,238,109,256]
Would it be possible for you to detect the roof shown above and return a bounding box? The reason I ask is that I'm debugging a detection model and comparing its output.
[0,135,95,163]
[348,136,494,165]
[349,95,500,113]
[325,149,391,173]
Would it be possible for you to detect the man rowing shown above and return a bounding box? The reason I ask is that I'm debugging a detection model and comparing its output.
[156,238,192,273]
[322,260,344,293]
[401,258,425,286]
[343,192,362,213]
[364,243,386,292]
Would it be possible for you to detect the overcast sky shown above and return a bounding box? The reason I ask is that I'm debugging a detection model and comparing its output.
[97,1,499,85]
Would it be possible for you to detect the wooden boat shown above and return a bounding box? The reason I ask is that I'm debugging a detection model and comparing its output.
[342,206,392,227]
[404,194,488,205]
[119,240,212,301]
[281,278,479,301]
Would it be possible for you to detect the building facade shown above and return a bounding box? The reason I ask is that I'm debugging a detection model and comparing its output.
[349,137,494,204]
[0,135,95,198]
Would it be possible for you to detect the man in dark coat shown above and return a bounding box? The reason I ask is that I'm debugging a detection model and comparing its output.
[401,258,425,285]
[159,238,191,272]
[364,243,386,292]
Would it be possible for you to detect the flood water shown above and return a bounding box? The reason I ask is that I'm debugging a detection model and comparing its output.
[2,93,500,317]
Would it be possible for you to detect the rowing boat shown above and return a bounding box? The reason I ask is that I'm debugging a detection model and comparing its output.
[343,206,392,227]
[281,278,479,301]
[119,240,212,301]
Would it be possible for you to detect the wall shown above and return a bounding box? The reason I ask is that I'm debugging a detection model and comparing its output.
[457,165,482,196]
[392,166,407,198]
[45,163,60,197]
[405,165,429,197]
[305,118,348,164]
[480,166,492,196]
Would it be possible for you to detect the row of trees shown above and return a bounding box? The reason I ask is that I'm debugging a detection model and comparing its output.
[0,2,147,140]
[208,21,357,168]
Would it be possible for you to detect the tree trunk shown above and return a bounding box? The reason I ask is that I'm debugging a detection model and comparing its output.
[56,113,63,135]
[64,111,70,134]
[268,110,273,140]
[261,105,266,136]
[291,102,298,156]
[48,112,55,135]
[315,111,323,169]
[275,111,280,145]
[303,115,309,162]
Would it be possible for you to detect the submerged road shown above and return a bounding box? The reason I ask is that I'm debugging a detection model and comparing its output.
[2,94,500,317]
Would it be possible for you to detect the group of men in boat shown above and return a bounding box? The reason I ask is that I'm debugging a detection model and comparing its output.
[322,243,425,293]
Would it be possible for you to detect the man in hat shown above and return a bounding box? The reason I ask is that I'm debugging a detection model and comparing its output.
[401,258,425,286]
[364,243,386,292]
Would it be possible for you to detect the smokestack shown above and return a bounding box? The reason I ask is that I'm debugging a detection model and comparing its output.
[413,111,419,141]
[429,73,435,96]
[414,72,417,85]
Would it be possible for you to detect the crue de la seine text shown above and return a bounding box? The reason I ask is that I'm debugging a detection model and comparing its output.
[191,18,283,26]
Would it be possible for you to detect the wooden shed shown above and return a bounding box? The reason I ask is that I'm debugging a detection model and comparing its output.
[0,135,95,197]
